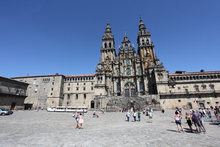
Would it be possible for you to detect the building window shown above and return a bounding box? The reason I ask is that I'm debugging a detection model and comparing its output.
[76,87,79,91]
[84,94,86,99]
[77,83,79,85]
[76,94,78,100]
[51,93,53,95]
[125,59,131,65]
[91,87,93,90]
[51,88,53,91]
[185,89,189,94]
[178,100,181,102]
[137,68,141,75]
[68,87,70,91]
[52,82,54,85]
[67,94,70,100]
[42,78,50,83]
[201,85,206,90]
[139,82,144,91]
[84,83,86,85]
[209,84,215,90]
[68,83,70,86]
[194,85,199,92]
[83,87,86,90]
[207,102,210,104]
[91,82,93,85]
[126,68,131,76]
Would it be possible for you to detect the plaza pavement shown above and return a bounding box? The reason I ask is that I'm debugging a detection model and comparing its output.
[0,110,220,147]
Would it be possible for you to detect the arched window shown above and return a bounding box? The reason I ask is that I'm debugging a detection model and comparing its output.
[126,68,131,76]
[109,42,111,48]
[104,43,107,48]
[146,39,149,44]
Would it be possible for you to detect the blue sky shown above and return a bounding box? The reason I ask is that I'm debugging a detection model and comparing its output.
[0,0,219,78]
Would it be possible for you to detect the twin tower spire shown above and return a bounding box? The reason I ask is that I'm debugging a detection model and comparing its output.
[101,18,154,62]
[102,18,151,50]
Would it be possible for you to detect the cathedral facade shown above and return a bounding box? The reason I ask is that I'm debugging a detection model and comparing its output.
[95,19,160,97]
[11,19,220,110]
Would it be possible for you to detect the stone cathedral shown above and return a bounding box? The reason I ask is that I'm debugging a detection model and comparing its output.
[11,19,220,110]
[95,19,162,97]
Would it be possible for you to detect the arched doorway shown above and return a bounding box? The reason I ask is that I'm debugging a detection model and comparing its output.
[124,82,136,97]
[90,100,95,109]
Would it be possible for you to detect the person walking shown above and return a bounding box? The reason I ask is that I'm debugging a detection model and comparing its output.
[133,111,137,122]
[78,113,84,129]
[206,108,213,122]
[75,112,80,129]
[148,107,153,123]
[174,113,184,132]
[185,112,193,133]
[126,111,131,122]
[191,110,202,133]
[137,111,141,121]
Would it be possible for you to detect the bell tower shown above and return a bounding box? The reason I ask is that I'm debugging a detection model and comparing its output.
[101,24,116,62]
[137,18,156,68]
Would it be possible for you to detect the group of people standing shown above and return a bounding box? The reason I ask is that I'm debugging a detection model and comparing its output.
[174,107,207,133]
[126,109,141,122]
[126,107,153,122]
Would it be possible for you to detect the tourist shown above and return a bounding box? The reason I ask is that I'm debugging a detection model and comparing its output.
[174,113,184,132]
[145,108,149,116]
[148,107,153,123]
[126,111,131,122]
[175,107,179,115]
[137,111,141,121]
[78,113,84,129]
[214,106,220,121]
[206,108,212,122]
[133,111,137,122]
[93,111,96,118]
[185,112,193,133]
[75,112,80,129]
[191,110,202,133]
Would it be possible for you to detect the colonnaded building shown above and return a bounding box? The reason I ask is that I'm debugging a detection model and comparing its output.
[12,19,220,110]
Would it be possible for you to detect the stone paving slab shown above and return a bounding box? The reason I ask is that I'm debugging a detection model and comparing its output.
[0,110,220,147]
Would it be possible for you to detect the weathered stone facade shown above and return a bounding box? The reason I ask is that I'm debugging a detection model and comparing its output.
[159,71,220,109]
[11,19,220,110]
[0,76,28,110]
